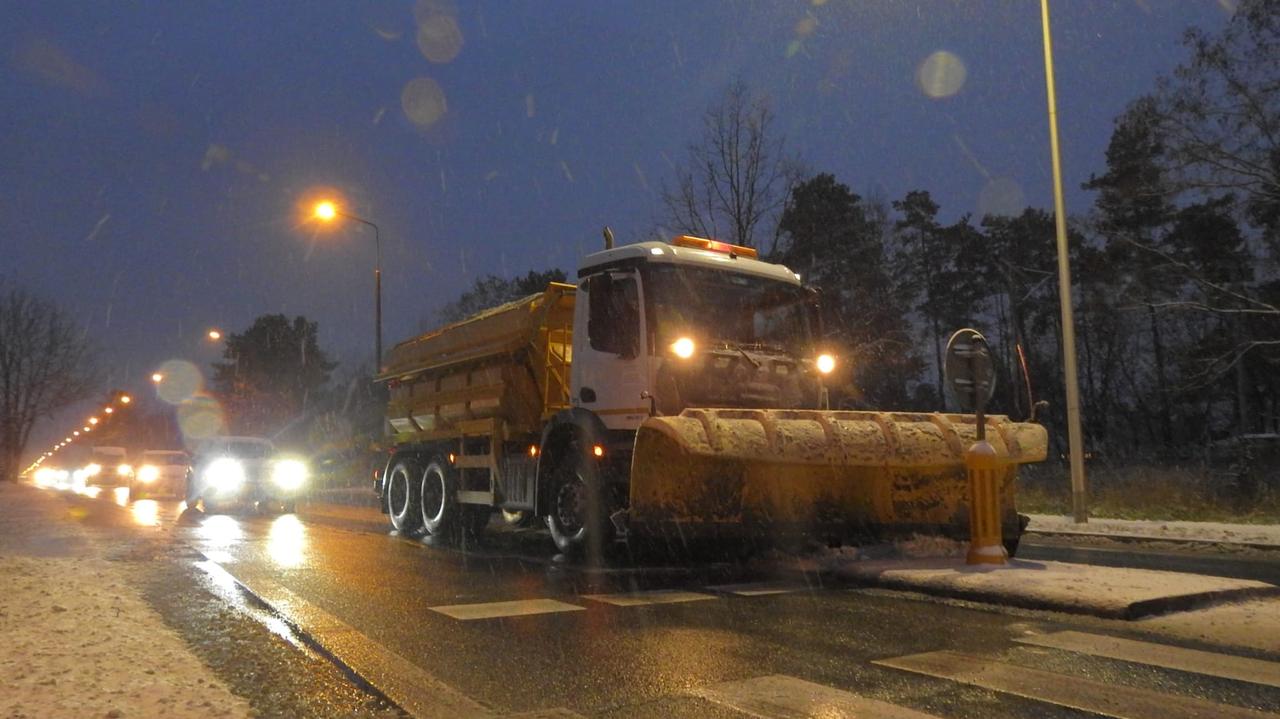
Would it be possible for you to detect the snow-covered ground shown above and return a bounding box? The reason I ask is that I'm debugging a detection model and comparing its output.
[0,484,252,719]
[1027,514,1280,547]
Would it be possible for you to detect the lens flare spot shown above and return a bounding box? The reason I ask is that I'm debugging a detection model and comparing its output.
[177,395,225,441]
[416,14,464,64]
[916,50,967,99]
[156,359,203,404]
[794,16,818,38]
[401,77,448,129]
[978,177,1026,217]
[413,0,458,25]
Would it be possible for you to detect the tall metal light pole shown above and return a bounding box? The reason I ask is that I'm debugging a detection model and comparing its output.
[1040,0,1088,523]
[314,201,383,372]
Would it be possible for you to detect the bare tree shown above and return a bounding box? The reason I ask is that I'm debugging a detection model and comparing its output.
[1146,0,1280,248]
[660,82,800,251]
[0,284,98,480]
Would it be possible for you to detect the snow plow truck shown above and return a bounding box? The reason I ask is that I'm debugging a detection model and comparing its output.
[373,234,1048,556]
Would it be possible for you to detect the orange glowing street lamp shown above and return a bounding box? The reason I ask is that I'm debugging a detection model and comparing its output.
[119,395,131,404]
[151,372,164,384]
[104,407,114,414]
[88,417,98,425]
[207,329,222,341]
[312,200,383,370]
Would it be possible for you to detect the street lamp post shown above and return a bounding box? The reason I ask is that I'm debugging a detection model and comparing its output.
[314,201,383,372]
[1040,0,1088,523]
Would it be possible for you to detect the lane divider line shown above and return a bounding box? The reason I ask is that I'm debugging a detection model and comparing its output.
[199,557,494,718]
[874,650,1276,719]
[692,674,942,718]
[1015,630,1280,689]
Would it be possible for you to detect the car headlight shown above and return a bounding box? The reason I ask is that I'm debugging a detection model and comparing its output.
[205,458,245,493]
[271,459,308,491]
[117,464,133,477]
[138,465,160,483]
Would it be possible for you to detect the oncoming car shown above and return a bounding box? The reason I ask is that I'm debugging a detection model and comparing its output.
[129,449,190,499]
[185,437,309,514]
[80,446,133,490]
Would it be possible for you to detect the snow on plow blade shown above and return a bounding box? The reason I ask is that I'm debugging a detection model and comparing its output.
[629,408,1048,544]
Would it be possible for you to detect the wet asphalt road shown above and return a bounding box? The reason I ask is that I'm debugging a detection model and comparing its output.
[29,487,1280,718]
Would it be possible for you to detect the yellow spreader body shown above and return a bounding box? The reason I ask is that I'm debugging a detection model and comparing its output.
[629,408,1048,544]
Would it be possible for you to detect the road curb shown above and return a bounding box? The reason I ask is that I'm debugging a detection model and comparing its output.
[842,570,1280,620]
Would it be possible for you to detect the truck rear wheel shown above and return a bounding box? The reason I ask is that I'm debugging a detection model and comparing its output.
[419,459,458,537]
[386,459,423,534]
[546,445,614,557]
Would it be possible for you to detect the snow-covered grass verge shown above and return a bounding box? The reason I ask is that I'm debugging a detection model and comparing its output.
[1027,514,1280,547]
[0,554,252,719]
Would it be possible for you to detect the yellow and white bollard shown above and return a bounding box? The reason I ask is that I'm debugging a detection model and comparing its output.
[965,439,1008,565]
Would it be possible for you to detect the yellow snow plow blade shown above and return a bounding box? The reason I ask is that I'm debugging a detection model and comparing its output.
[628,408,1048,544]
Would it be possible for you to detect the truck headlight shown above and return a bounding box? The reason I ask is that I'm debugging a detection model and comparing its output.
[85,463,102,477]
[205,458,245,493]
[138,465,160,483]
[117,464,133,477]
[271,459,308,491]
[671,337,696,359]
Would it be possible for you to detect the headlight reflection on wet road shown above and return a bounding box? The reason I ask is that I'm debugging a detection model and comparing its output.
[197,515,244,563]
[130,499,160,527]
[267,514,306,568]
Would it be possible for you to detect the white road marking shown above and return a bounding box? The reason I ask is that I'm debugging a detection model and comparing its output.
[581,589,716,606]
[1015,630,1280,689]
[692,674,941,718]
[430,598,585,620]
[705,582,809,597]
[209,564,493,718]
[875,650,1276,719]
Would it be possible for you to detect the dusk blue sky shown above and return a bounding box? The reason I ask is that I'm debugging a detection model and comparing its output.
[2,1,1233,453]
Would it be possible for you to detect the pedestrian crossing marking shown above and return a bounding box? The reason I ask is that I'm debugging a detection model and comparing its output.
[874,650,1276,719]
[430,598,585,620]
[581,589,716,606]
[1015,630,1280,689]
[705,581,810,596]
[692,674,942,718]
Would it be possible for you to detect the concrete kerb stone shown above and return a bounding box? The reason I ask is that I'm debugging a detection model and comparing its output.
[830,558,1280,620]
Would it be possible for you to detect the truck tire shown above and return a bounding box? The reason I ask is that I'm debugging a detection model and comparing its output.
[545,445,614,557]
[386,459,423,534]
[419,459,458,537]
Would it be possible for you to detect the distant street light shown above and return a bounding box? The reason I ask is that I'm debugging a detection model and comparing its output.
[151,372,164,384]
[207,329,222,341]
[312,200,383,371]
[119,395,131,404]
[104,407,114,414]
[88,417,98,425]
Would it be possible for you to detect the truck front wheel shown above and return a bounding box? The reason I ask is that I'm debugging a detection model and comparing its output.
[546,445,614,558]
[386,459,423,535]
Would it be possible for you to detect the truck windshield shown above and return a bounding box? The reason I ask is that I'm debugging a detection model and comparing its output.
[643,264,812,353]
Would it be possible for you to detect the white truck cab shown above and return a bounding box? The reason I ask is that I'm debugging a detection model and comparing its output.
[571,237,824,431]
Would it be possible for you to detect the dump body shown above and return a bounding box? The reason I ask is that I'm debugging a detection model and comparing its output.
[380,283,576,442]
